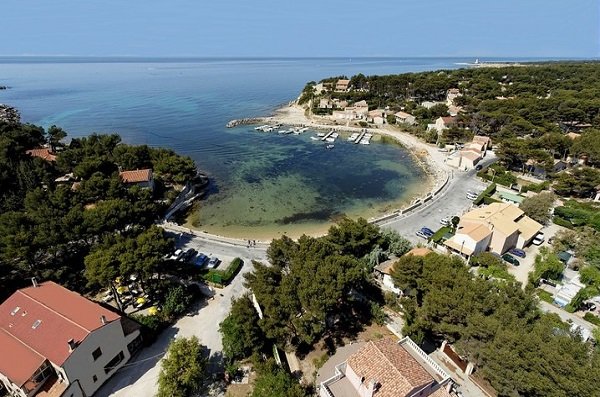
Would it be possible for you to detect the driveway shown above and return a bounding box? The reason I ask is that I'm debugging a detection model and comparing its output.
[95,235,266,397]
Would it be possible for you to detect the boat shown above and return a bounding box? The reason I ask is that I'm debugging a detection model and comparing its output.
[326,144,334,149]
[331,132,339,138]
[317,132,326,137]
[310,136,320,141]
[359,139,370,145]
[325,137,335,143]
[299,127,309,132]
[348,133,359,141]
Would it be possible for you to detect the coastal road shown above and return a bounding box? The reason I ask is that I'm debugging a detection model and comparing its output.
[380,156,496,243]
[95,232,267,397]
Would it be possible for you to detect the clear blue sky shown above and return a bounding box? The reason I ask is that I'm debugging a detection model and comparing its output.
[2,0,598,58]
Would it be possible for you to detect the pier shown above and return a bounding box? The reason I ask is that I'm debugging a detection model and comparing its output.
[321,129,335,142]
[354,130,366,144]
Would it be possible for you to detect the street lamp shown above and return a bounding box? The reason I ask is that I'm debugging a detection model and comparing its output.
[490,168,497,182]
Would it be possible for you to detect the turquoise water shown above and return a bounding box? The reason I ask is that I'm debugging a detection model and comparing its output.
[0,57,532,237]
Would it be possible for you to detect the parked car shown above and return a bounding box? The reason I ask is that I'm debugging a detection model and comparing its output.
[466,192,478,200]
[206,256,221,269]
[194,253,209,267]
[168,249,184,261]
[416,230,429,239]
[581,302,597,311]
[440,217,451,226]
[532,233,545,245]
[182,248,197,262]
[502,253,520,266]
[421,227,434,236]
[540,278,557,287]
[509,248,526,258]
[475,164,483,171]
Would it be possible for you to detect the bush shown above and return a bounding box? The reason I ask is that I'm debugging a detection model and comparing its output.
[521,181,550,193]
[473,183,497,206]
[584,312,600,326]
[431,226,452,244]
[202,257,244,285]
[553,216,574,229]
[163,285,194,319]
[131,313,169,343]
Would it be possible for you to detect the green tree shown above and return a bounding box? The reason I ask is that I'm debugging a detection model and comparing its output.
[157,336,207,397]
[219,294,265,362]
[529,247,564,285]
[162,286,193,319]
[520,192,555,224]
[251,360,308,397]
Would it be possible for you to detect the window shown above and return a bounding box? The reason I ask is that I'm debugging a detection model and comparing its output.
[92,375,98,383]
[92,347,102,361]
[10,307,20,316]
[32,320,42,329]
[104,351,125,374]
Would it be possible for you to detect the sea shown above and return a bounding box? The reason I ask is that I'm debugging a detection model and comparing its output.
[0,57,546,238]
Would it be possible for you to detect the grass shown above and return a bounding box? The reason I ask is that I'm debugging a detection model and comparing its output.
[202,257,244,286]
[536,290,554,304]
[583,312,600,326]
[431,226,452,244]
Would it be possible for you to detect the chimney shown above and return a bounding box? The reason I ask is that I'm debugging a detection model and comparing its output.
[31,277,39,288]
[100,315,107,325]
[67,339,77,352]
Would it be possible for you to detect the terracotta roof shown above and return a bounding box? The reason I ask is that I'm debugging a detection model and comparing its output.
[336,79,350,85]
[461,150,481,162]
[0,329,46,386]
[0,281,120,373]
[441,116,456,125]
[119,169,153,183]
[375,259,397,275]
[459,222,492,241]
[430,386,453,397]
[394,111,413,119]
[347,338,434,397]
[461,203,528,236]
[472,135,491,145]
[26,148,57,162]
[405,247,431,257]
[354,100,368,108]
[444,238,475,255]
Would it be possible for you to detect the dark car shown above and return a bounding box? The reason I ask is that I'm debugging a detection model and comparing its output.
[502,253,520,266]
[182,248,197,262]
[194,253,209,267]
[421,227,434,236]
[509,248,526,258]
[475,164,483,171]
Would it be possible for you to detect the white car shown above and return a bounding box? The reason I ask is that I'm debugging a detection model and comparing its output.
[466,192,478,200]
[168,249,184,261]
[440,217,451,226]
[532,233,545,245]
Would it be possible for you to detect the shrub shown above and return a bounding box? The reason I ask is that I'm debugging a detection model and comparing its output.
[584,312,600,326]
[202,257,244,285]
[163,285,194,318]
[473,183,497,206]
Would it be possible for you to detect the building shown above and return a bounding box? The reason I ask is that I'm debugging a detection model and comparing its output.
[431,116,456,134]
[554,276,585,307]
[119,169,155,191]
[471,135,492,152]
[25,148,57,162]
[318,98,333,109]
[317,337,453,397]
[335,79,351,92]
[367,109,386,125]
[0,280,142,397]
[420,101,443,109]
[394,111,416,126]
[374,248,432,295]
[444,202,542,257]
[446,88,462,106]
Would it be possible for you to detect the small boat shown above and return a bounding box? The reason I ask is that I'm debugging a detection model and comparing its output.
[317,132,326,137]
[326,144,334,149]
[310,136,320,141]
[331,132,339,138]
[299,127,309,132]
[360,139,370,145]
[325,137,335,143]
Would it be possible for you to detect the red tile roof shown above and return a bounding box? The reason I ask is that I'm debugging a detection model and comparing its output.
[26,148,57,162]
[347,338,434,397]
[119,169,153,183]
[0,329,46,386]
[0,281,120,383]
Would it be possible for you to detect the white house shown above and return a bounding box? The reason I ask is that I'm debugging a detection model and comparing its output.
[0,280,142,397]
[394,111,416,125]
[367,109,386,125]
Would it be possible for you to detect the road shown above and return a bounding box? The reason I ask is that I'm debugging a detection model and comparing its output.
[539,301,596,336]
[95,233,267,397]
[381,156,495,243]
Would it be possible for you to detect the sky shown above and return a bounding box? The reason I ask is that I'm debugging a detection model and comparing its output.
[1,0,598,58]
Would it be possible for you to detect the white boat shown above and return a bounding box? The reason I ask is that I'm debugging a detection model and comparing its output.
[325,137,335,143]
[348,133,359,141]
[326,144,334,149]
[331,132,339,138]
[299,127,309,132]
[360,138,370,145]
[317,132,326,137]
[310,136,320,141]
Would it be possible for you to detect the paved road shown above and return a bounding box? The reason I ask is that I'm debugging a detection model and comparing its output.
[381,156,495,243]
[95,234,266,397]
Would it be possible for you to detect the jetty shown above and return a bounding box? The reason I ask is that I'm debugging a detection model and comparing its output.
[321,129,337,142]
[354,129,366,144]
[226,117,268,128]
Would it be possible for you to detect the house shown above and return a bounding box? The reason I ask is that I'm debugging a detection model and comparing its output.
[566,132,581,140]
[367,109,386,125]
[446,88,461,106]
[317,337,453,397]
[525,159,567,179]
[318,98,333,109]
[119,169,155,191]
[335,79,351,92]
[394,111,416,126]
[374,248,432,295]
[446,148,481,170]
[498,191,524,206]
[445,203,542,257]
[554,276,585,307]
[431,116,456,134]
[472,135,492,152]
[25,148,57,162]
[0,280,142,397]
[595,185,600,202]
[421,101,444,109]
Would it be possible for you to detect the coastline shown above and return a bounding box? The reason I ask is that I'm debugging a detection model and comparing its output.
[190,104,448,240]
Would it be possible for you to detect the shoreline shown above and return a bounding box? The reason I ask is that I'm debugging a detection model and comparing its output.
[186,104,449,240]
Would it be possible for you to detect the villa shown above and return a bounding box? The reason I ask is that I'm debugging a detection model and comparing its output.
[367,109,386,125]
[431,116,456,134]
[444,202,542,257]
[0,280,142,397]
[394,111,416,125]
[119,168,155,191]
[335,79,351,92]
[317,337,453,397]
[26,148,57,162]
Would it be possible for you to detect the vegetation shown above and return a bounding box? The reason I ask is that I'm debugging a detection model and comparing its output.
[528,247,564,286]
[202,257,244,285]
[473,183,497,206]
[0,119,199,300]
[250,360,309,397]
[390,251,600,397]
[157,336,207,397]
[554,200,600,231]
[519,192,555,224]
[219,294,266,364]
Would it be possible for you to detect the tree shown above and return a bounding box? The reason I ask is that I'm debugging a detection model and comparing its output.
[520,192,555,224]
[528,247,564,285]
[162,286,193,319]
[380,228,412,257]
[46,125,67,150]
[250,360,308,397]
[326,217,381,258]
[219,294,265,362]
[157,336,207,397]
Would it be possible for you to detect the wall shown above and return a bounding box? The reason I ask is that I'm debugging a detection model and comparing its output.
[61,319,140,396]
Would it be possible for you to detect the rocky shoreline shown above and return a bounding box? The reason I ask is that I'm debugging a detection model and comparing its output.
[0,104,20,124]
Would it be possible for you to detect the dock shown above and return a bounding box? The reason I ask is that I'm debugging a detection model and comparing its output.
[321,129,335,142]
[354,129,366,144]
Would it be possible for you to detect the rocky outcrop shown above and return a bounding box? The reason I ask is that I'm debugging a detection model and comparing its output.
[0,104,20,125]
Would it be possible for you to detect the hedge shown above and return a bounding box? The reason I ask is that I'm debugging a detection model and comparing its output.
[583,312,600,326]
[473,183,497,206]
[202,257,244,285]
